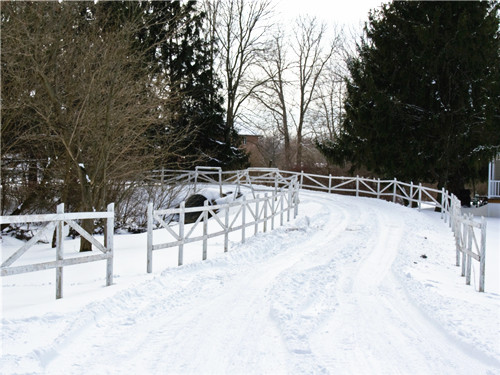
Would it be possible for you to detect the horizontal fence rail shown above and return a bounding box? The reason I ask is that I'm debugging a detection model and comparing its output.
[1,168,488,300]
[0,203,114,299]
[147,175,299,272]
[150,168,487,292]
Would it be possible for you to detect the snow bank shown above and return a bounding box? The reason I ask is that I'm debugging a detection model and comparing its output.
[1,190,499,374]
[392,208,500,364]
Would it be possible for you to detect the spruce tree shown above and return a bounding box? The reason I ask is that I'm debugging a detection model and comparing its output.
[317,1,499,200]
[137,1,248,169]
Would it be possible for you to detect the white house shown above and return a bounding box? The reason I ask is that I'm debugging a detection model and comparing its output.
[488,153,500,217]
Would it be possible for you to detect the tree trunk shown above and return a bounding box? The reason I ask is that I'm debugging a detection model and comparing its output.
[77,164,95,252]
[79,218,94,252]
[296,130,303,169]
[283,129,292,170]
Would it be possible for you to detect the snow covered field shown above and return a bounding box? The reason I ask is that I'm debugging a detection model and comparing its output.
[1,189,499,374]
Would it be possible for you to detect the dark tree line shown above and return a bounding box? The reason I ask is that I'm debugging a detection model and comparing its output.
[317,1,500,200]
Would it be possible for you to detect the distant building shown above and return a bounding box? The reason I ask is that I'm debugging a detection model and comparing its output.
[488,153,500,217]
[236,125,265,167]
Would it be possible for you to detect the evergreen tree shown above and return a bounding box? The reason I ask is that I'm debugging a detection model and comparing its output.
[137,1,248,169]
[317,1,500,199]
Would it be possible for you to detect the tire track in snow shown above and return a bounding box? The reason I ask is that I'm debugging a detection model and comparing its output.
[40,192,347,374]
[4,192,498,374]
[309,198,498,374]
[266,192,368,374]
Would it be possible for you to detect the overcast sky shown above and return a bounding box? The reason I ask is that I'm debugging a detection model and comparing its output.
[275,0,386,27]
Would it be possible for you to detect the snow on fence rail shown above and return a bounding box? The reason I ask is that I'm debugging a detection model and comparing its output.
[146,173,299,273]
[150,168,487,291]
[0,203,114,298]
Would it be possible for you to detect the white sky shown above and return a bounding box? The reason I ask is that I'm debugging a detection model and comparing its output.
[274,0,386,30]
[239,0,388,135]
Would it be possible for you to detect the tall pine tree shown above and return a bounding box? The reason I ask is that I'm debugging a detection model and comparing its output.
[137,1,248,169]
[317,1,499,200]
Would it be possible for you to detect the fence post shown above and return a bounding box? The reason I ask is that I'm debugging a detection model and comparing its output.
[461,218,467,277]
[178,201,185,266]
[106,203,114,286]
[294,181,299,218]
[300,170,304,188]
[452,195,456,227]
[242,196,246,243]
[393,178,397,203]
[264,193,268,232]
[287,187,292,221]
[466,217,473,286]
[356,175,359,197]
[409,182,414,207]
[418,183,422,211]
[441,188,445,220]
[450,197,454,228]
[450,196,454,228]
[147,202,153,273]
[224,202,229,252]
[203,200,208,260]
[377,178,381,199]
[280,191,284,226]
[479,217,486,292]
[56,203,64,299]
[271,190,275,231]
[255,195,260,235]
[328,174,332,194]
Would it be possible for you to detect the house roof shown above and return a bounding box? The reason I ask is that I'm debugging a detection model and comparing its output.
[234,123,260,137]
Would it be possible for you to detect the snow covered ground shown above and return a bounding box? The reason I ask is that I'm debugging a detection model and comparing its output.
[1,189,499,374]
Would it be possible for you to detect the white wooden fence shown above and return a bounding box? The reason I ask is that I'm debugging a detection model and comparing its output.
[151,168,487,291]
[448,196,487,292]
[294,172,487,292]
[146,173,299,273]
[150,167,301,198]
[0,203,114,299]
[1,168,487,298]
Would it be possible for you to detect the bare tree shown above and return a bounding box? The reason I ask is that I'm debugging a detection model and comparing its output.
[251,17,339,170]
[310,60,346,141]
[1,3,194,250]
[252,29,294,169]
[292,16,336,168]
[205,0,273,143]
[309,27,360,143]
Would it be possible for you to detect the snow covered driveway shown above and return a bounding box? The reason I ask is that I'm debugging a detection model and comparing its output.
[2,191,499,374]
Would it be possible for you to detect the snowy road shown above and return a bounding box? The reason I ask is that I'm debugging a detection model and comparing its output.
[2,191,500,374]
